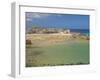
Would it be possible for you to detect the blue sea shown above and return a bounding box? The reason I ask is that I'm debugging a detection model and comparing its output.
[70,29,89,36]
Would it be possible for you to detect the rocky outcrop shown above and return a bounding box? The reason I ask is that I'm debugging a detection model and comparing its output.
[26,39,32,45]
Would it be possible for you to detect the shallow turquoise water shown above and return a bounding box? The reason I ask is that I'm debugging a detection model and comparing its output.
[26,41,89,67]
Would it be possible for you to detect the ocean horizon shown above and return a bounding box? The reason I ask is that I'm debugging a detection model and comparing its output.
[70,29,89,33]
[70,29,89,36]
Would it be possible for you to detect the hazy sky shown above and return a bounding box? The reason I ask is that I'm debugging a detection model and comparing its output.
[26,12,89,29]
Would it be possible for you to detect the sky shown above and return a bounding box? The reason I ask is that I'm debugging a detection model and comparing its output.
[26,12,89,29]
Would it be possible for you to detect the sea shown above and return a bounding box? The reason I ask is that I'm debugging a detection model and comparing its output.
[70,29,89,36]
